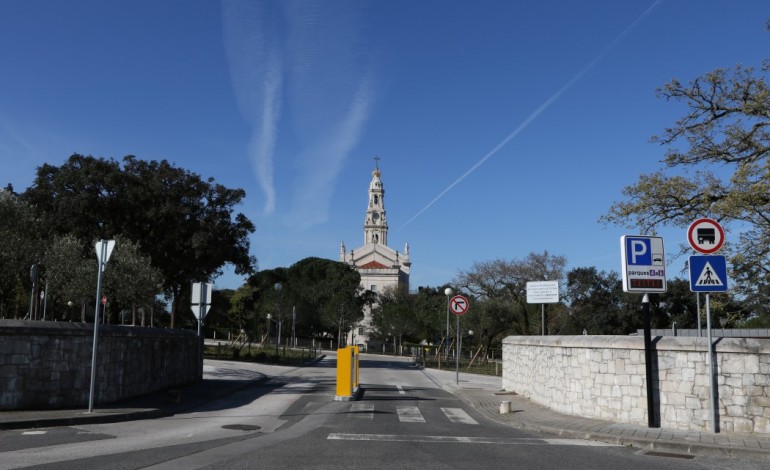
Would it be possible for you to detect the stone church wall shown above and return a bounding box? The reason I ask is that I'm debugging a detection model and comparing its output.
[0,320,199,410]
[502,335,770,434]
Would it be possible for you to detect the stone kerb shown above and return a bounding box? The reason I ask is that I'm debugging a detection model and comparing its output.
[0,320,199,410]
[502,335,770,434]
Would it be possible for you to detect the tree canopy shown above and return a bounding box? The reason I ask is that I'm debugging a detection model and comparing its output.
[20,154,256,327]
[602,32,770,318]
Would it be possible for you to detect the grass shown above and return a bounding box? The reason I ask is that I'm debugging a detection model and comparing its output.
[204,343,322,366]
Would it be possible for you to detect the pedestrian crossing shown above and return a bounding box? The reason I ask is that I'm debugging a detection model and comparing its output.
[346,403,478,425]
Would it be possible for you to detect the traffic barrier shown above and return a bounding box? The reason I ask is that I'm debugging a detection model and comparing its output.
[334,346,361,401]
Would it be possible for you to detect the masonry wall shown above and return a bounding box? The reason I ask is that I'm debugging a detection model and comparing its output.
[0,320,199,410]
[502,335,770,434]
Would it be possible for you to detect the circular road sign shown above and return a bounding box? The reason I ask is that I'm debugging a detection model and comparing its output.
[687,218,725,254]
[450,295,469,316]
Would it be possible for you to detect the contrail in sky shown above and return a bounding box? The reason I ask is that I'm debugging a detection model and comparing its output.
[398,0,662,231]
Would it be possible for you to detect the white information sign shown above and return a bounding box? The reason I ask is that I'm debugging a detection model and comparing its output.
[526,281,559,304]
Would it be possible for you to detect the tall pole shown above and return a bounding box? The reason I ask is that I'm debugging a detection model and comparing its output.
[455,314,460,385]
[444,287,453,359]
[705,293,718,433]
[696,293,702,337]
[642,294,657,428]
[89,240,107,413]
[274,283,282,348]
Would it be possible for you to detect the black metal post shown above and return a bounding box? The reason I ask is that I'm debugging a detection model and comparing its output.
[642,294,657,428]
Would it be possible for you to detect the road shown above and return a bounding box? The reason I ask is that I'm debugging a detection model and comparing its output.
[0,354,766,470]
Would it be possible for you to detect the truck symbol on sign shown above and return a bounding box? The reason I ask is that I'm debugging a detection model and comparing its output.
[697,228,716,244]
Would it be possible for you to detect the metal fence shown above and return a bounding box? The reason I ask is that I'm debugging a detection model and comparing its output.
[409,344,503,377]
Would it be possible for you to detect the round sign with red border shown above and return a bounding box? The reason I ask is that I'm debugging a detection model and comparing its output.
[449,295,469,316]
[687,218,725,254]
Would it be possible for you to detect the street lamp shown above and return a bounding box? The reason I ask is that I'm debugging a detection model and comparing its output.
[444,287,453,358]
[274,283,282,348]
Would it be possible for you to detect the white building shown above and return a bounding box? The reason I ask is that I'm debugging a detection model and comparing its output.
[340,160,410,348]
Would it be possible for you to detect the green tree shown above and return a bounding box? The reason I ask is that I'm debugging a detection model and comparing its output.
[0,190,44,318]
[22,154,257,328]
[602,35,770,322]
[104,236,164,326]
[370,285,416,351]
[455,251,567,335]
[43,234,94,321]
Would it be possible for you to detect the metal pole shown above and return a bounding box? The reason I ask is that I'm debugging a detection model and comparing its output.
[446,294,450,359]
[541,304,545,335]
[696,293,702,337]
[705,293,718,433]
[642,294,657,428]
[292,306,296,347]
[455,313,460,385]
[88,241,106,413]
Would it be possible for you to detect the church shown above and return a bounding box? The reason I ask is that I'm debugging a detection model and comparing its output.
[339,159,410,349]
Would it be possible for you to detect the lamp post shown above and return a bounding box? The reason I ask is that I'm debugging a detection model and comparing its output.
[444,287,453,358]
[274,283,282,348]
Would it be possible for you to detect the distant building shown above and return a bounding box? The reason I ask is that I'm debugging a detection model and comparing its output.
[340,159,410,349]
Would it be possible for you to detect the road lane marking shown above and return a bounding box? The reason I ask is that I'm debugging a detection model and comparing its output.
[396,384,405,395]
[397,406,425,423]
[441,408,478,425]
[327,434,620,446]
[348,403,374,419]
[22,431,47,435]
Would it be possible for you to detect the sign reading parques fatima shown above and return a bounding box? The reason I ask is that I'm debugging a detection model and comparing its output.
[620,235,667,293]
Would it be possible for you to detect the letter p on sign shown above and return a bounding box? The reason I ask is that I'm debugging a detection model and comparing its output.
[626,238,652,265]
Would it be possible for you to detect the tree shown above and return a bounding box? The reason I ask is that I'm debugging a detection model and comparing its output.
[22,154,257,328]
[602,36,770,320]
[370,285,416,351]
[43,234,94,321]
[455,251,567,335]
[563,267,643,335]
[104,236,164,326]
[0,190,44,318]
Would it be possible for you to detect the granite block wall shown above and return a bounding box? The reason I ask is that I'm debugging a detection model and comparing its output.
[502,335,770,434]
[0,320,199,410]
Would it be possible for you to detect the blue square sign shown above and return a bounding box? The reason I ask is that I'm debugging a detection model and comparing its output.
[620,235,666,293]
[689,255,728,292]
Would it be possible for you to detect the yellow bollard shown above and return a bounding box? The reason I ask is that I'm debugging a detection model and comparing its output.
[335,346,361,401]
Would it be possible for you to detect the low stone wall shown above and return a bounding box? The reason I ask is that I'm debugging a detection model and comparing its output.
[0,320,199,410]
[502,335,770,434]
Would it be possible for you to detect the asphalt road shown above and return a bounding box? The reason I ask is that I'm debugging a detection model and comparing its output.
[0,355,766,470]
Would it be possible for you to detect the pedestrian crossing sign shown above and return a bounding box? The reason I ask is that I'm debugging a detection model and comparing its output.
[689,255,728,292]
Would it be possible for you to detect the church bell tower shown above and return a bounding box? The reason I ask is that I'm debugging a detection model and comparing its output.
[364,157,388,246]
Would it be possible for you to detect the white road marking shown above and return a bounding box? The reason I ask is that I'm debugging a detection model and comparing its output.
[397,406,425,423]
[441,407,478,425]
[348,403,374,419]
[22,431,47,435]
[396,384,406,395]
[327,433,621,447]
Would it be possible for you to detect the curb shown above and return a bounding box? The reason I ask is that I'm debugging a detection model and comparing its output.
[445,384,770,462]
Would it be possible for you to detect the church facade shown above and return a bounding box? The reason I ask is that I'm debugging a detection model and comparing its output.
[340,161,410,349]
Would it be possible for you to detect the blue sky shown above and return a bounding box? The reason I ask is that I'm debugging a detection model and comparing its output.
[1,1,767,290]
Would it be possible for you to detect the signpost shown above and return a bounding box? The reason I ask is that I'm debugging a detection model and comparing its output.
[687,218,727,433]
[89,239,115,413]
[450,295,469,385]
[526,281,559,335]
[620,235,666,428]
[192,282,213,381]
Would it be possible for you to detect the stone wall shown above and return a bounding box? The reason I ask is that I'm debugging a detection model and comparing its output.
[502,335,770,434]
[0,320,199,410]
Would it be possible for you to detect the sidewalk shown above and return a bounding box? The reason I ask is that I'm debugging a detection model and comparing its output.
[0,360,270,430]
[420,366,770,462]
